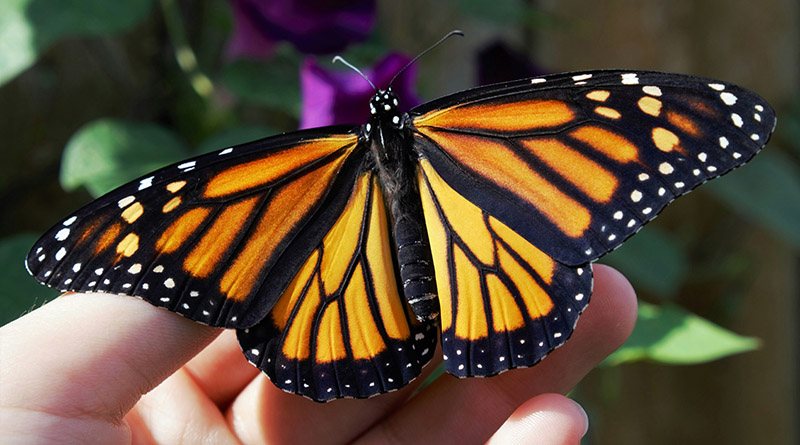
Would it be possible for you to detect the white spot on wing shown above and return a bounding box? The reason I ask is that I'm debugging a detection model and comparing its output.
[731,113,743,128]
[642,85,662,96]
[63,216,77,226]
[720,92,737,105]
[55,228,70,241]
[138,176,154,190]
[219,147,233,155]
[55,247,67,261]
[621,73,639,84]
[118,196,136,208]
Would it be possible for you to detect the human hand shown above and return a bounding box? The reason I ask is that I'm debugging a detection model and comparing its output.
[0,264,636,444]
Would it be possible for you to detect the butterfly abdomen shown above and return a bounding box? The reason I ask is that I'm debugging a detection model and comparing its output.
[394,217,439,321]
[368,88,440,322]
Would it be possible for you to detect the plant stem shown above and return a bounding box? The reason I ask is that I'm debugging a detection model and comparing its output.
[159,0,214,100]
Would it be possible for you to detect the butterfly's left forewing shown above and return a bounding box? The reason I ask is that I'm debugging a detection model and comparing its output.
[238,172,437,401]
[26,129,364,328]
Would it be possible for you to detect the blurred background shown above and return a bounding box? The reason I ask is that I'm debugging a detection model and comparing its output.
[0,0,797,443]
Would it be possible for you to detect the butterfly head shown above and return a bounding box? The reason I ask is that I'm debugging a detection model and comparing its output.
[368,87,403,132]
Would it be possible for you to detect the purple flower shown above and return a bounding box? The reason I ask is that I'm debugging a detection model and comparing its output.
[477,41,548,85]
[300,53,421,129]
[227,0,376,58]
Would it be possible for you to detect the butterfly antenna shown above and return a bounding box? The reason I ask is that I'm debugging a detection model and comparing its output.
[332,55,376,91]
[389,29,465,87]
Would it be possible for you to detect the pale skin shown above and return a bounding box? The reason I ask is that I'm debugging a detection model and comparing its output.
[0,264,636,444]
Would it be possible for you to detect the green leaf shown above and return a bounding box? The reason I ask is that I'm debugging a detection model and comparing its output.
[0,234,60,326]
[0,0,154,86]
[195,124,278,155]
[603,302,759,366]
[601,227,688,299]
[61,119,189,197]
[222,48,302,115]
[708,151,800,250]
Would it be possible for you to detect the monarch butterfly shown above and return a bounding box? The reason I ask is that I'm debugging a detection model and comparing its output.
[26,38,775,402]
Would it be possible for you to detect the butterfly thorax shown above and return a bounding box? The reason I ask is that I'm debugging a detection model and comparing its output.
[367,88,440,322]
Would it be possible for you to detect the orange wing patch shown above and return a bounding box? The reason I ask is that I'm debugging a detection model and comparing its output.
[204,135,357,198]
[220,152,351,302]
[568,126,640,163]
[519,138,618,203]
[415,99,575,132]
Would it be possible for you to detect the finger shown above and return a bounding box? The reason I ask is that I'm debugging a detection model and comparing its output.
[0,292,220,434]
[125,368,240,443]
[356,264,637,443]
[486,393,588,445]
[183,330,259,407]
[227,350,444,444]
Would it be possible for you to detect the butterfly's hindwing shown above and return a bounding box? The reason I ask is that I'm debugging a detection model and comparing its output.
[238,172,437,401]
[411,70,776,266]
[418,160,592,377]
[26,129,363,328]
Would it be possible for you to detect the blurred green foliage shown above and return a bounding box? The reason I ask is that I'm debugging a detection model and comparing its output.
[1,0,798,373]
[0,234,60,326]
[0,0,154,85]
